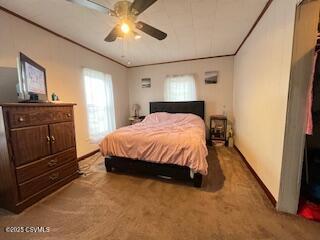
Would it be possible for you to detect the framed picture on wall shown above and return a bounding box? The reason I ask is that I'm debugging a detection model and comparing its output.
[205,71,218,84]
[141,78,151,88]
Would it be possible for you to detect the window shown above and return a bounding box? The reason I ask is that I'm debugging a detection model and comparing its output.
[164,74,197,101]
[83,68,116,143]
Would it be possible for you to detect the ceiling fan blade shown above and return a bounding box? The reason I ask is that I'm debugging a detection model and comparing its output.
[66,0,109,14]
[136,21,167,40]
[104,26,123,42]
[130,0,158,15]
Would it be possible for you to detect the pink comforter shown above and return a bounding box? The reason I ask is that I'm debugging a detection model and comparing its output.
[99,112,208,175]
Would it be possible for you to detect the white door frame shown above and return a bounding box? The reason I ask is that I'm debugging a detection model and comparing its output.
[277,0,320,213]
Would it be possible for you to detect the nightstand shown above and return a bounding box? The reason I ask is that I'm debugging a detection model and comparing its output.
[129,116,145,125]
[210,115,227,145]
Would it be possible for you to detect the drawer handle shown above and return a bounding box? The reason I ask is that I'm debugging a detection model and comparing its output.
[51,136,56,143]
[46,136,51,143]
[66,113,72,118]
[18,117,25,122]
[49,173,59,181]
[48,159,58,167]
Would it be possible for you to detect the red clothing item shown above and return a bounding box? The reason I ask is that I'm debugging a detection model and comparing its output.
[298,200,320,222]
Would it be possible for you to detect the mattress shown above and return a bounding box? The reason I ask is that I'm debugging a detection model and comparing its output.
[99,112,208,175]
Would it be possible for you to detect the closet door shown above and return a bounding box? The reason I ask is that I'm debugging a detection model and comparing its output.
[11,126,51,166]
[49,122,75,154]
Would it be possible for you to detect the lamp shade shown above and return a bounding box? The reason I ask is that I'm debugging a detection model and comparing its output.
[132,104,140,117]
[132,104,140,111]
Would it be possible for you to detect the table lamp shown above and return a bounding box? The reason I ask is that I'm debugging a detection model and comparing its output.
[132,104,140,117]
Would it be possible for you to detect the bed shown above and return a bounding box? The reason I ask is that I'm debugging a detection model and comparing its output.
[99,101,208,187]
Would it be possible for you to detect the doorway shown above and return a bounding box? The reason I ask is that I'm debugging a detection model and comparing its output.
[278,0,320,214]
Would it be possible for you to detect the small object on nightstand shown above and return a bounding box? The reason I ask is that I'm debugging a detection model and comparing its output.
[129,116,145,125]
[210,115,227,146]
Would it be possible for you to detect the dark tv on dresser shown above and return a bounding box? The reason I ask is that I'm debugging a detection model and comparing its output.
[17,52,48,102]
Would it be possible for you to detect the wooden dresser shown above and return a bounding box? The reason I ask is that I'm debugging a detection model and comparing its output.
[0,103,79,213]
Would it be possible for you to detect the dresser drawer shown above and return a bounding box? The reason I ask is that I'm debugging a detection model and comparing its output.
[7,106,73,128]
[18,161,78,200]
[16,148,77,183]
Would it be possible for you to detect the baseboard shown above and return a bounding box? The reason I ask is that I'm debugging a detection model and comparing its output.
[234,145,277,207]
[77,149,100,162]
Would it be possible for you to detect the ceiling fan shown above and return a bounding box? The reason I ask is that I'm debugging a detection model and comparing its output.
[66,0,167,42]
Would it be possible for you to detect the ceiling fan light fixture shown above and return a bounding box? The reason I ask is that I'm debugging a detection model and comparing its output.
[68,0,167,42]
[120,22,130,34]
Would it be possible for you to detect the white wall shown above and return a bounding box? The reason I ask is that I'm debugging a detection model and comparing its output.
[128,57,234,129]
[233,0,298,200]
[0,11,129,157]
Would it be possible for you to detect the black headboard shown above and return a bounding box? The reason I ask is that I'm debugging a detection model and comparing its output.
[150,101,205,120]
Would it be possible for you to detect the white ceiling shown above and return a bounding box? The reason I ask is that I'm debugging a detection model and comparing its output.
[0,0,268,67]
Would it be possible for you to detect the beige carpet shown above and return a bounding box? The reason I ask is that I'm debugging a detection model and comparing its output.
[0,146,319,240]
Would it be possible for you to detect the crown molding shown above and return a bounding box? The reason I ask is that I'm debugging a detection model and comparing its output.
[1,0,274,68]
[0,6,127,68]
[235,0,273,55]
[128,54,235,68]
